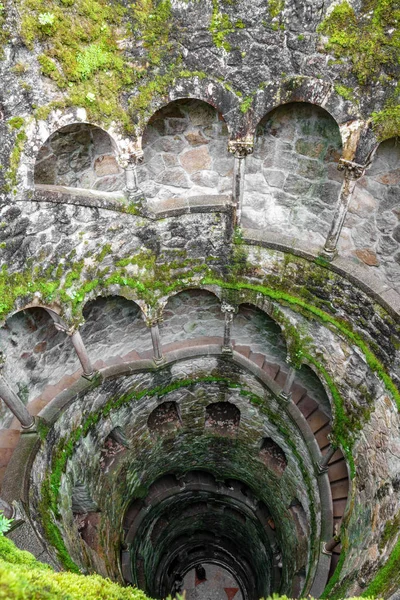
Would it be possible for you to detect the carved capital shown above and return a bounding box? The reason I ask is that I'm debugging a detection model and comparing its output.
[117,150,144,169]
[221,301,237,314]
[228,140,253,158]
[337,158,366,179]
[54,322,76,337]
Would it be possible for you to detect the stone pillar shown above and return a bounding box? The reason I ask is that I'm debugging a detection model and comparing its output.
[322,159,366,259]
[0,498,15,520]
[317,444,337,474]
[54,323,94,379]
[280,365,296,401]
[221,301,237,354]
[228,140,253,226]
[322,536,340,555]
[0,359,34,429]
[121,150,144,200]
[148,320,164,365]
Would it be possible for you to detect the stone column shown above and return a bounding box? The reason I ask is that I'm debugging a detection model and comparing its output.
[54,323,94,379]
[280,365,296,401]
[322,159,366,259]
[0,359,34,429]
[148,319,164,365]
[0,498,15,519]
[121,150,144,200]
[221,301,237,354]
[317,444,337,474]
[228,140,253,226]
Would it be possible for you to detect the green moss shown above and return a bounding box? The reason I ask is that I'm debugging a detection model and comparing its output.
[334,83,355,101]
[378,510,400,550]
[20,0,133,130]
[7,117,25,129]
[201,276,400,412]
[318,0,400,86]
[372,102,400,140]
[268,0,284,19]
[4,119,27,191]
[0,536,152,599]
[209,0,235,51]
[363,533,400,597]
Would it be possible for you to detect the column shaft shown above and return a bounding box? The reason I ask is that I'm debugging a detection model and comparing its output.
[323,160,365,257]
[71,331,94,377]
[0,376,34,429]
[281,366,296,399]
[0,498,15,519]
[150,323,164,363]
[232,156,246,226]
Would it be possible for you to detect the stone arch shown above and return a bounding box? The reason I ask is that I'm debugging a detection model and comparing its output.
[136,77,240,136]
[147,401,182,436]
[137,98,233,205]
[250,78,354,142]
[34,123,124,192]
[259,437,287,476]
[205,401,240,435]
[338,136,400,285]
[161,288,224,348]
[80,295,152,366]
[242,101,343,247]
[0,306,79,419]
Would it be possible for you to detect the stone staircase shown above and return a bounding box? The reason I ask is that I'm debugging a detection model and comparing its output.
[0,337,349,577]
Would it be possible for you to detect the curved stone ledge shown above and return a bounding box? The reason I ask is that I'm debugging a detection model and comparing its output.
[243,228,400,319]
[26,185,233,219]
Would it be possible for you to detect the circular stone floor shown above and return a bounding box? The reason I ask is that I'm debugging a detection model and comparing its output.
[181,563,244,600]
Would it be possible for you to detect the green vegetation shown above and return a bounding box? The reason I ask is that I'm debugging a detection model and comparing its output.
[0,536,152,600]
[0,513,13,536]
[372,102,400,140]
[363,533,400,597]
[334,84,355,102]
[318,0,400,85]
[209,0,246,52]
[20,0,131,129]
[4,119,27,191]
[268,0,284,19]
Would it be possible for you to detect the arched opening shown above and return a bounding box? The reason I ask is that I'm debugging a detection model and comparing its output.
[205,402,240,435]
[34,123,124,192]
[242,102,343,246]
[259,438,287,476]
[0,307,79,418]
[137,99,233,203]
[148,401,182,436]
[338,136,400,283]
[161,289,224,348]
[81,295,151,365]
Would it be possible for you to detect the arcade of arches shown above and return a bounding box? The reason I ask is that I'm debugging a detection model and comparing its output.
[0,5,400,598]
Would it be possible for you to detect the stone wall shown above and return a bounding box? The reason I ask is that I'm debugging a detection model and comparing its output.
[0,308,79,418]
[242,103,343,246]
[339,138,400,285]
[137,99,233,205]
[34,124,124,192]
[82,296,152,364]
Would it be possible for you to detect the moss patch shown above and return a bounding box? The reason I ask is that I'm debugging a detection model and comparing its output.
[318,0,400,86]
[0,536,152,599]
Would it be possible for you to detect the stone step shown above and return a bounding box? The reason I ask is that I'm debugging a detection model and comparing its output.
[297,395,318,419]
[233,345,251,359]
[248,352,265,369]
[290,383,308,404]
[314,423,332,450]
[330,478,350,500]
[328,460,349,483]
[262,362,280,381]
[274,370,287,387]
[333,498,347,517]
[307,410,330,434]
